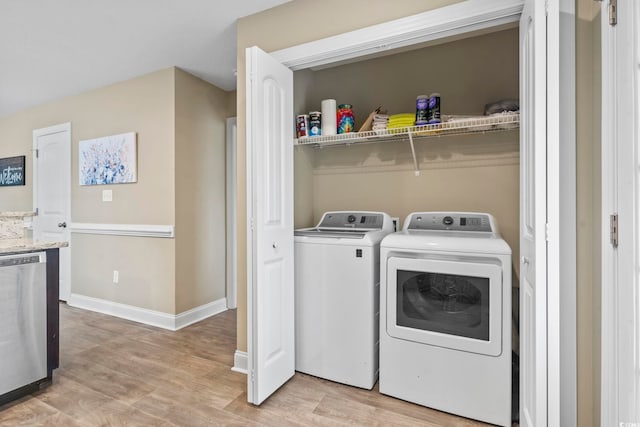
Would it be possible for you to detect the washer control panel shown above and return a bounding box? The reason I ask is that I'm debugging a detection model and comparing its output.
[407,212,493,232]
[318,212,385,229]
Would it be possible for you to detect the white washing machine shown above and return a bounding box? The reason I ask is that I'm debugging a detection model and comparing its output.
[295,211,394,389]
[379,212,512,427]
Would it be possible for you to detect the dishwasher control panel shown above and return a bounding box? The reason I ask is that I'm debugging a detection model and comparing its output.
[0,253,45,267]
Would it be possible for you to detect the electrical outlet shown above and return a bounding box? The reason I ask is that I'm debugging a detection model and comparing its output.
[102,190,113,202]
[113,270,119,284]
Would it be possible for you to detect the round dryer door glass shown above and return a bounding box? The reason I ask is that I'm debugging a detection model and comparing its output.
[396,270,490,341]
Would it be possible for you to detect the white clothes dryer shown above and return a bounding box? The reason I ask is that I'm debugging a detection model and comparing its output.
[295,211,394,389]
[379,212,512,427]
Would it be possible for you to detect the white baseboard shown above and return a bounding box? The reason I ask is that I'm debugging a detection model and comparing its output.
[232,350,248,374]
[174,298,228,330]
[67,294,227,331]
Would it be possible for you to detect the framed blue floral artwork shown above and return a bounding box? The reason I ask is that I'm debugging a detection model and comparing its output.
[79,132,137,185]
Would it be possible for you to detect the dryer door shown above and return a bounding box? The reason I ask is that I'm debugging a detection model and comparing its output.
[386,256,503,356]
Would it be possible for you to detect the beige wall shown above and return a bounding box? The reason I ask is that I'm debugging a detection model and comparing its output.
[292,70,317,229]
[0,67,230,316]
[174,69,228,313]
[0,69,176,223]
[236,0,465,352]
[577,1,602,425]
[227,90,237,119]
[72,234,176,313]
[0,123,34,211]
[297,29,519,123]
[70,71,176,225]
[0,68,178,313]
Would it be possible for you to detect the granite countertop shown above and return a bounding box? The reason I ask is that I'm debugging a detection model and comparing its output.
[0,239,68,256]
[0,211,36,218]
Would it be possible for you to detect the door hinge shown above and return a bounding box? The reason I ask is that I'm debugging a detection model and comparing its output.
[610,213,618,247]
[609,0,617,25]
[544,0,549,16]
[595,0,616,25]
[34,208,39,216]
[35,149,39,159]
[545,222,550,241]
[250,217,255,231]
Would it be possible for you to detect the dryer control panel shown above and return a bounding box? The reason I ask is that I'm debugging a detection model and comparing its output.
[406,212,494,232]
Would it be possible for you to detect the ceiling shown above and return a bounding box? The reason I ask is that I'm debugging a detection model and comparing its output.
[0,0,290,119]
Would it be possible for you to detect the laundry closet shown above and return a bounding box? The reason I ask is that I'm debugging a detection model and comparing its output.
[244,1,557,422]
[291,27,521,278]
[284,28,521,426]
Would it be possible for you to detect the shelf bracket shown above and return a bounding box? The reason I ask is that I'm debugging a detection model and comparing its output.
[407,131,420,176]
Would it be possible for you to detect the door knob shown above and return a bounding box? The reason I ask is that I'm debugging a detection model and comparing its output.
[58,222,67,228]
[521,256,530,265]
[272,242,278,249]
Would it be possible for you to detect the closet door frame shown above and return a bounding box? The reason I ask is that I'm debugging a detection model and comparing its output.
[600,0,640,424]
[248,1,571,424]
[271,1,525,71]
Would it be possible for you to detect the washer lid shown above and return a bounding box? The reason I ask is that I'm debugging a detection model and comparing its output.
[295,211,394,235]
[294,228,366,239]
[295,211,394,245]
[382,230,512,255]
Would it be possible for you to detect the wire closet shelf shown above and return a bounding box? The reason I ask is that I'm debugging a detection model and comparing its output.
[294,112,520,147]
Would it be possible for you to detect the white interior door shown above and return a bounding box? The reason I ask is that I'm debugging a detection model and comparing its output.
[617,7,640,418]
[246,46,294,405]
[33,123,71,301]
[621,0,640,417]
[519,0,551,425]
[602,0,640,424]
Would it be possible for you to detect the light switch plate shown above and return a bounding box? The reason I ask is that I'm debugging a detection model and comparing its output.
[102,190,113,202]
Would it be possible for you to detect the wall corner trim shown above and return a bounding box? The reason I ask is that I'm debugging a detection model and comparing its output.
[69,223,174,238]
[67,294,227,331]
[232,350,248,374]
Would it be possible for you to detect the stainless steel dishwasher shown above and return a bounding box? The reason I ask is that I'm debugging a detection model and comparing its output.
[0,252,47,396]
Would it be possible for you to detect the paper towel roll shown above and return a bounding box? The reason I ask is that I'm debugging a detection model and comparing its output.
[321,99,337,136]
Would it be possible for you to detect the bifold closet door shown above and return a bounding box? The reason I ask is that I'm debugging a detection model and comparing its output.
[519,0,555,425]
[245,46,295,406]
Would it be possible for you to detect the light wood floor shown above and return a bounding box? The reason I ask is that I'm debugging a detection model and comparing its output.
[0,303,497,426]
